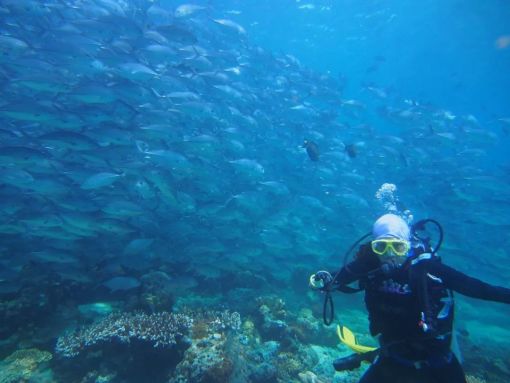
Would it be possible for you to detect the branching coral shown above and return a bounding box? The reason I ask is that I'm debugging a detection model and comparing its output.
[55,312,193,357]
[183,309,242,337]
[208,310,241,333]
[56,309,241,359]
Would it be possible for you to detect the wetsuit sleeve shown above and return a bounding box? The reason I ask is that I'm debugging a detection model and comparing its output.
[435,263,510,303]
[330,259,364,287]
[330,243,379,290]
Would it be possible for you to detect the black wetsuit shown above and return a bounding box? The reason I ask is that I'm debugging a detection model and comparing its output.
[331,243,510,383]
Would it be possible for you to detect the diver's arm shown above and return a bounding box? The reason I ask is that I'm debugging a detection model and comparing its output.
[329,260,364,288]
[309,260,363,291]
[310,243,377,291]
[330,244,378,290]
[437,264,510,303]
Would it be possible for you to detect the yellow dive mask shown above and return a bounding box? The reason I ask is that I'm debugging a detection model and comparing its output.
[371,238,410,256]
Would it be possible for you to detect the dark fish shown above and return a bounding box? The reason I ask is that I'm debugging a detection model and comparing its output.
[303,139,319,161]
[345,144,357,158]
[366,64,379,73]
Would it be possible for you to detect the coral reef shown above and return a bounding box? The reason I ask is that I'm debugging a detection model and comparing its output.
[55,312,193,357]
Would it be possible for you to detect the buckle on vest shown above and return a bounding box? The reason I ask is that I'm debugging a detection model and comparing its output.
[413,360,429,369]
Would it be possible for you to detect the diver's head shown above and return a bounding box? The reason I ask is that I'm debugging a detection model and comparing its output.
[371,214,411,269]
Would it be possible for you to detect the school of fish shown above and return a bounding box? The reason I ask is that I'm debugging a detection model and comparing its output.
[0,0,508,294]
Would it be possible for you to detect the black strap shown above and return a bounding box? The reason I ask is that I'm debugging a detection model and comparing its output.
[337,284,363,293]
[408,256,438,334]
[333,349,379,371]
[322,233,374,326]
[323,291,334,325]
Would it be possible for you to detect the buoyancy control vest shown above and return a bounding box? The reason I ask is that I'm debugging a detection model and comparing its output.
[361,249,455,350]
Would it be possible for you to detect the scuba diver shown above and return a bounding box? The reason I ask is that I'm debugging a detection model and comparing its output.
[309,213,510,383]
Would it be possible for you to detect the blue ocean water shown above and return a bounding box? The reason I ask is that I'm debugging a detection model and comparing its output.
[0,1,509,382]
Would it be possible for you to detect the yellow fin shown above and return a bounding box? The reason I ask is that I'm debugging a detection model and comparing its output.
[337,325,377,354]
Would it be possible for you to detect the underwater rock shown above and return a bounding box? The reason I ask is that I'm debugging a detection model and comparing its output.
[260,307,288,339]
[293,308,322,344]
[298,370,325,383]
[0,284,55,341]
[255,296,287,319]
[248,362,278,383]
[461,340,510,383]
[249,340,280,363]
[254,295,305,349]
[276,347,321,382]
[466,376,487,383]
[126,271,177,313]
[79,371,117,383]
[241,318,257,342]
[0,348,53,383]
[169,333,233,383]
[306,344,351,381]
[168,309,245,383]
[276,351,304,381]
[227,340,280,383]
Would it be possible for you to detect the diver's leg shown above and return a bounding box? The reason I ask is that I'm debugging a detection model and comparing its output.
[358,357,393,383]
[358,364,382,383]
[431,355,467,383]
[360,357,440,383]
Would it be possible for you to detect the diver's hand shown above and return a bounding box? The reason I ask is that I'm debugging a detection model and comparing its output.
[309,271,333,290]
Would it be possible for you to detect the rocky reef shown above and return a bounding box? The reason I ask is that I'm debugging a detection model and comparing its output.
[0,348,53,383]
[0,292,509,383]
